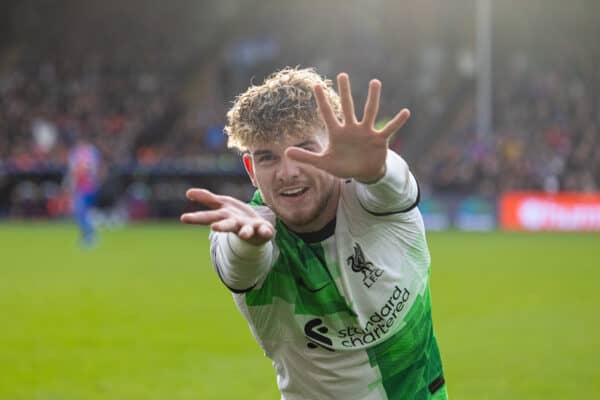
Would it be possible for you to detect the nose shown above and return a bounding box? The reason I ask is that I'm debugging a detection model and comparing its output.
[276,153,301,182]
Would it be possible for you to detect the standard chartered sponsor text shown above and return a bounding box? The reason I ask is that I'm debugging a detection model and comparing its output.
[338,285,410,348]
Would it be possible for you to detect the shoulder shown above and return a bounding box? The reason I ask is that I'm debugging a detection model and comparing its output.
[338,178,425,232]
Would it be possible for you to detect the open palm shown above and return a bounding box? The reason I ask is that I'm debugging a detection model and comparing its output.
[181,189,274,246]
[285,73,410,183]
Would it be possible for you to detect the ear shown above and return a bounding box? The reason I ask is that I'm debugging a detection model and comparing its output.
[243,153,258,187]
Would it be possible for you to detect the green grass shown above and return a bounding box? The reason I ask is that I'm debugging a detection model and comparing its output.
[0,223,598,399]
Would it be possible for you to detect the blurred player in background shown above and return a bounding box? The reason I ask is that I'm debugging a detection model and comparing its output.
[64,136,102,247]
[182,68,447,399]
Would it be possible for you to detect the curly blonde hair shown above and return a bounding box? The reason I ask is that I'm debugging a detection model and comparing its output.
[224,67,342,152]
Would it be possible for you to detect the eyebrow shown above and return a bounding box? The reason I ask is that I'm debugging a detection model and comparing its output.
[252,149,273,157]
[252,140,317,157]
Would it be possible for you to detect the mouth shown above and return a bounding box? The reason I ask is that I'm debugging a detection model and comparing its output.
[279,187,309,198]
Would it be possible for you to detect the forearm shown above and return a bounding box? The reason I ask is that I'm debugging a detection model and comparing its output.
[210,231,275,292]
[355,150,419,214]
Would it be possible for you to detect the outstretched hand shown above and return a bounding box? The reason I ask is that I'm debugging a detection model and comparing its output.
[285,73,410,183]
[181,189,274,246]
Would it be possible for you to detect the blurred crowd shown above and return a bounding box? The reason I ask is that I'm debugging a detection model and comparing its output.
[1,0,598,220]
[0,53,177,170]
[417,45,599,197]
[4,47,597,192]
[0,0,231,174]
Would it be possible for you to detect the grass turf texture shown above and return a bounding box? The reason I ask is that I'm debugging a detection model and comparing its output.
[0,223,598,399]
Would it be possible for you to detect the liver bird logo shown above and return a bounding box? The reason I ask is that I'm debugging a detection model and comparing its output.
[347,243,375,280]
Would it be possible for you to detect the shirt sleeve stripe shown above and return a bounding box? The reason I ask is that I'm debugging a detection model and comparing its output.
[358,181,420,216]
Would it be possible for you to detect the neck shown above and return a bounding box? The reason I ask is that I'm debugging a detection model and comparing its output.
[290,217,336,243]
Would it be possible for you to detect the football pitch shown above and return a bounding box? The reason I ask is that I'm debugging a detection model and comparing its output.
[0,223,598,399]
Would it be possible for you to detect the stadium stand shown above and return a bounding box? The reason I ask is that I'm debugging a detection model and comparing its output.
[1,0,598,219]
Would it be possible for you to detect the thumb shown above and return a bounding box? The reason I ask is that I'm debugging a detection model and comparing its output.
[285,147,325,169]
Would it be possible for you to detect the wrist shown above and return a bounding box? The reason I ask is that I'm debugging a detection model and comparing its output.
[227,233,270,259]
[355,163,387,184]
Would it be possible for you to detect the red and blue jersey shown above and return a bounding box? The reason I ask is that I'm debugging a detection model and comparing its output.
[68,143,101,194]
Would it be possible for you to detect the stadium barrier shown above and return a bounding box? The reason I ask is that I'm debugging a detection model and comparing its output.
[3,168,599,233]
[0,167,251,220]
[420,195,497,231]
[499,192,600,231]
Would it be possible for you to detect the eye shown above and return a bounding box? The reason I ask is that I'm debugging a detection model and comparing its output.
[297,141,320,152]
[301,144,317,152]
[256,154,276,163]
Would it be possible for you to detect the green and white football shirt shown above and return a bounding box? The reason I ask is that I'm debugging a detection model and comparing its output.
[210,151,447,399]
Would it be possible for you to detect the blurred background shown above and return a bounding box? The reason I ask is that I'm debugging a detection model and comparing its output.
[1,0,598,228]
[1,1,599,399]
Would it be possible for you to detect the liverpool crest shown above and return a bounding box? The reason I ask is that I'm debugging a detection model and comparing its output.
[346,243,383,288]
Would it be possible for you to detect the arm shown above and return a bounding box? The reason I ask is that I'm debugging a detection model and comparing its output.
[181,189,275,292]
[210,230,275,292]
[355,150,419,214]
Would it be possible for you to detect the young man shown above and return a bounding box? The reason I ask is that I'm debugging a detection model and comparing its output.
[182,68,447,399]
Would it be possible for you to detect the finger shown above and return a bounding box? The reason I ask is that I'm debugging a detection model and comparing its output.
[285,147,326,170]
[337,73,356,124]
[362,79,381,127]
[238,224,255,240]
[378,108,411,138]
[210,218,240,233]
[313,84,340,130]
[186,188,249,212]
[180,209,228,225]
[256,223,274,239]
[186,188,222,209]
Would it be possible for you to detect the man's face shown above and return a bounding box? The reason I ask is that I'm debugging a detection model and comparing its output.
[244,129,339,233]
